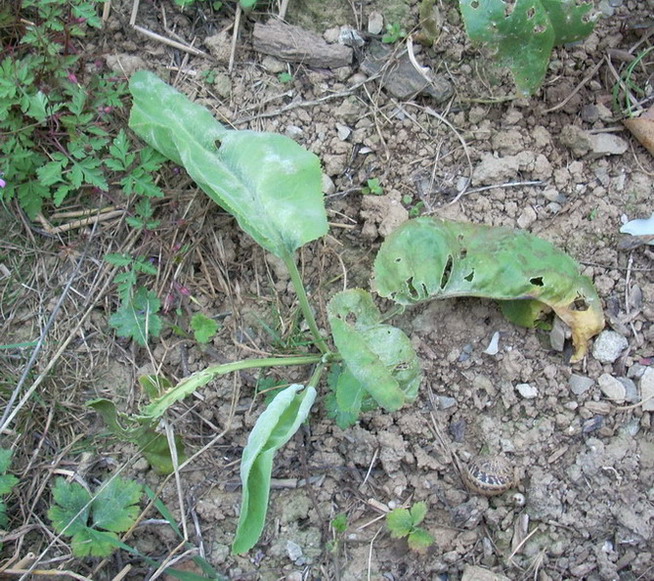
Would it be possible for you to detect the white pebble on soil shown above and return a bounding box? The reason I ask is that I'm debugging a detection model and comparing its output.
[516,383,538,399]
[639,367,654,411]
[592,330,628,363]
[598,373,626,403]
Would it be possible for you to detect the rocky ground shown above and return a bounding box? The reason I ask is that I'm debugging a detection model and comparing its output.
[2,0,654,579]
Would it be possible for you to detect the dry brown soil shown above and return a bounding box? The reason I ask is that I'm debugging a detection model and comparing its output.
[2,1,654,580]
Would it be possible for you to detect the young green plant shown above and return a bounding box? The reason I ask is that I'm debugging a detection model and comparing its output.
[124,71,604,555]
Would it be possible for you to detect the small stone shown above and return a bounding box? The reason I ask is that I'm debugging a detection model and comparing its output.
[592,330,628,363]
[639,367,654,411]
[335,123,351,141]
[589,133,629,157]
[569,374,595,395]
[550,316,570,352]
[286,540,303,562]
[483,331,500,355]
[322,174,335,196]
[438,396,458,410]
[598,373,626,403]
[517,205,537,228]
[617,377,639,403]
[516,383,538,399]
[628,363,647,379]
[261,55,287,73]
[367,11,384,35]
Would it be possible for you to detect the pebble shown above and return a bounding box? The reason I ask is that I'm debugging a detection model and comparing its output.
[438,395,458,410]
[483,331,500,355]
[367,11,384,35]
[617,377,639,403]
[569,374,595,395]
[592,330,628,363]
[639,367,654,411]
[598,373,626,403]
[516,383,538,399]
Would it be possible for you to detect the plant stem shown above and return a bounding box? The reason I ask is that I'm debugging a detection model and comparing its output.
[282,253,330,354]
[141,354,324,420]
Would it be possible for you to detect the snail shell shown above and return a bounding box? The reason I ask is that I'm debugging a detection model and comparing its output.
[463,455,515,496]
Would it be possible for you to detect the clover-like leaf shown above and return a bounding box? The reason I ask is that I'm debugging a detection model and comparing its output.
[386,507,413,538]
[190,313,219,344]
[327,289,422,412]
[48,476,143,558]
[129,71,328,260]
[374,217,604,361]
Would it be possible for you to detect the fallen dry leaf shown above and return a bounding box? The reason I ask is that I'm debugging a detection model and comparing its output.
[623,103,654,156]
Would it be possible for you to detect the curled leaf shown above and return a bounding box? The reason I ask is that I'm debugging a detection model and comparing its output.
[232,384,316,554]
[374,217,604,361]
[327,289,422,412]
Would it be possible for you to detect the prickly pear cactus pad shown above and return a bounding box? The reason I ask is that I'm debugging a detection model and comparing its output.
[373,217,604,362]
[459,0,596,94]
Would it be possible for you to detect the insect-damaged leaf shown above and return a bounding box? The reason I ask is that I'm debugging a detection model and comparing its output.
[327,289,422,412]
[373,217,604,362]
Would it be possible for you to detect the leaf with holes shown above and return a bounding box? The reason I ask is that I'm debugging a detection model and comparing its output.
[327,289,422,412]
[373,217,604,361]
[459,0,596,94]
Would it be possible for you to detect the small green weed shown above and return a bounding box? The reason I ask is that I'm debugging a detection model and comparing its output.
[362,178,384,195]
[612,46,654,118]
[277,71,294,84]
[382,22,407,44]
[386,501,435,553]
[105,253,162,346]
[191,312,220,344]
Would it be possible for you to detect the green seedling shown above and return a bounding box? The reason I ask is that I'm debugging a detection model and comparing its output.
[362,178,384,195]
[382,22,407,44]
[612,46,654,118]
[122,71,604,555]
[190,313,220,344]
[459,0,596,94]
[105,253,162,346]
[278,71,294,83]
[386,501,435,553]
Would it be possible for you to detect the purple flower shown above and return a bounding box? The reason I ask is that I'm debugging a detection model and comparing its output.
[0,177,5,188]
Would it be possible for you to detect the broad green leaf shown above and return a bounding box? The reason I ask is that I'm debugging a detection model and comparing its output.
[374,217,604,361]
[232,384,316,554]
[48,478,92,537]
[71,527,121,558]
[129,71,328,259]
[386,507,413,538]
[327,289,422,412]
[459,0,595,94]
[92,477,142,533]
[86,398,135,440]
